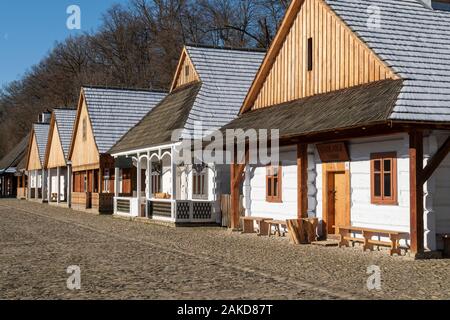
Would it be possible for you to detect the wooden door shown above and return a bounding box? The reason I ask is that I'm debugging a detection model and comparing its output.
[327,171,348,234]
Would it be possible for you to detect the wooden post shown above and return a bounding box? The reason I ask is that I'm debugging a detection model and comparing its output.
[56,167,60,204]
[48,168,52,202]
[230,148,248,231]
[297,143,308,218]
[137,157,142,217]
[34,171,38,199]
[114,167,120,197]
[67,165,72,207]
[42,169,46,201]
[171,147,177,220]
[409,130,424,255]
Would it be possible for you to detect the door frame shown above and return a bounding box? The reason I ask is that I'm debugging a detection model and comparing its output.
[322,162,351,236]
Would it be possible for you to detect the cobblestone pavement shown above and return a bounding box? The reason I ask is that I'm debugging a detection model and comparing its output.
[1,199,449,300]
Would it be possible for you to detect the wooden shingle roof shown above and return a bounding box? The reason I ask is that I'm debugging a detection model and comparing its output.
[0,134,30,173]
[34,123,50,165]
[325,0,450,122]
[109,82,201,154]
[53,109,77,159]
[182,46,265,138]
[221,79,403,139]
[81,87,167,153]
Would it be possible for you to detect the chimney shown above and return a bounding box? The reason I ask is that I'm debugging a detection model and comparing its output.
[38,111,52,124]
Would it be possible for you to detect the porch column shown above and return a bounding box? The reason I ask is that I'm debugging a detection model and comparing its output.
[35,170,38,200]
[171,147,177,220]
[56,167,60,204]
[297,143,308,218]
[148,158,153,198]
[409,130,424,255]
[114,167,120,197]
[41,169,44,201]
[230,147,249,230]
[47,168,52,202]
[146,155,151,218]
[67,165,72,207]
[136,157,142,217]
[27,172,31,199]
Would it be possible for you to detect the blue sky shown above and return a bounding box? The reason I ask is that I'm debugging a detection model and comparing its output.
[0,0,130,88]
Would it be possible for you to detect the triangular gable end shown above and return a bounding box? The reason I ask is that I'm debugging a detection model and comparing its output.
[170,47,200,92]
[26,129,42,171]
[44,113,66,168]
[68,90,100,169]
[241,0,399,113]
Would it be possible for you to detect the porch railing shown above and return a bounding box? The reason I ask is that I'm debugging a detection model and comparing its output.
[176,200,214,222]
[115,197,139,217]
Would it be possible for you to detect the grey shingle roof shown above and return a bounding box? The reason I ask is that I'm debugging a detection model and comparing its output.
[82,87,167,153]
[110,82,201,154]
[0,134,30,173]
[325,0,450,122]
[53,109,76,159]
[34,124,50,165]
[183,46,266,138]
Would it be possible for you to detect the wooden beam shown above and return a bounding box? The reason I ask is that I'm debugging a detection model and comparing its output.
[409,130,424,255]
[297,143,308,218]
[230,148,249,230]
[421,136,450,184]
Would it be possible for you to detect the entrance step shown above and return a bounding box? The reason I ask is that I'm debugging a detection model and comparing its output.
[327,234,341,241]
[311,240,339,247]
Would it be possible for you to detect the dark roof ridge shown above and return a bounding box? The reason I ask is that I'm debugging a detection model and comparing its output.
[82,85,169,93]
[186,43,267,53]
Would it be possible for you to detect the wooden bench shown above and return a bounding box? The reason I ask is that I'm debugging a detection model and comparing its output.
[267,220,288,237]
[241,217,273,236]
[336,226,408,256]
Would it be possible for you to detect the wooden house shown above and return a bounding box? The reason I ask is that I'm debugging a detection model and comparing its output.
[43,109,76,206]
[223,0,450,257]
[25,113,52,202]
[109,45,265,224]
[0,134,29,198]
[67,86,166,214]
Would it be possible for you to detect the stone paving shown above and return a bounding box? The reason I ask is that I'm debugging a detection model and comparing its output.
[0,199,449,300]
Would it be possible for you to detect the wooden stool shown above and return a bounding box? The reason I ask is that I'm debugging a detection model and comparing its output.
[267,220,288,237]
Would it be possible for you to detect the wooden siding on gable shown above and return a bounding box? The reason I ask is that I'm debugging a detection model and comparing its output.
[171,49,200,91]
[46,123,66,169]
[248,0,397,111]
[69,97,100,171]
[27,133,42,171]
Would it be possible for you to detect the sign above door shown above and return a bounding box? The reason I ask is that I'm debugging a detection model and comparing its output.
[316,142,350,163]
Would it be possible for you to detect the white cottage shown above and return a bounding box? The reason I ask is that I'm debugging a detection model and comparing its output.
[25,112,51,202]
[109,45,265,224]
[223,0,450,257]
[44,109,77,207]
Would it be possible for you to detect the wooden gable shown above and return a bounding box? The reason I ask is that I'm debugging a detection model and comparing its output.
[68,92,100,171]
[242,0,398,112]
[26,131,42,171]
[45,115,66,169]
[170,47,200,92]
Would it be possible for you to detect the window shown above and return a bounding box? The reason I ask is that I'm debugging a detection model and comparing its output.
[73,172,85,192]
[432,0,450,11]
[371,152,397,205]
[307,37,313,71]
[103,169,110,193]
[192,165,208,199]
[151,163,162,195]
[266,165,282,203]
[185,65,190,77]
[82,117,87,141]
